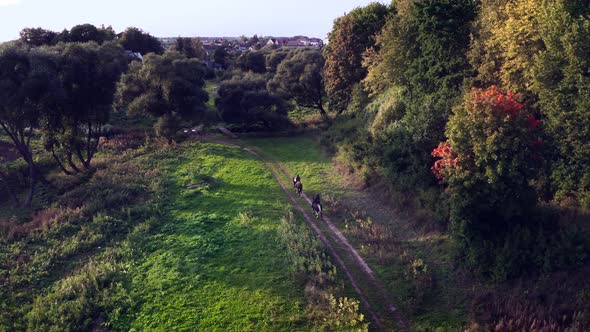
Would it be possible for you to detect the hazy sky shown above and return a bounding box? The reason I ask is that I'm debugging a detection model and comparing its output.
[0,0,387,42]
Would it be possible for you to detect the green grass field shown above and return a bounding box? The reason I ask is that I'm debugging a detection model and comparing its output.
[124,142,310,331]
[1,141,312,331]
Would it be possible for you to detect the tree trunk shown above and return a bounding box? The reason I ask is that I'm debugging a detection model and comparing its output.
[51,147,73,176]
[67,152,81,174]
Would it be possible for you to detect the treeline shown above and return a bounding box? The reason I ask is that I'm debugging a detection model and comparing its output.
[19,24,164,55]
[0,24,210,208]
[322,0,590,279]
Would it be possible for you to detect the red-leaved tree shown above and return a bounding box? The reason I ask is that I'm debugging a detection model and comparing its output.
[434,86,544,277]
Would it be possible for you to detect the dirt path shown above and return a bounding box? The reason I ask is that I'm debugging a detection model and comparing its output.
[198,136,405,331]
[270,160,406,331]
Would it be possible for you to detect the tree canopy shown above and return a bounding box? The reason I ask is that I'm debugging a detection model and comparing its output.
[323,2,390,113]
[268,49,326,117]
[115,52,208,142]
[118,27,164,55]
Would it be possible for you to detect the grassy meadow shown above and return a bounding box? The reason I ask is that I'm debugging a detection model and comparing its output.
[1,138,355,331]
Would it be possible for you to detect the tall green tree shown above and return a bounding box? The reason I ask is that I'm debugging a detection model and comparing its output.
[0,45,61,207]
[216,73,291,129]
[213,45,228,67]
[236,51,266,73]
[42,42,127,174]
[69,24,104,43]
[172,37,206,60]
[118,27,164,55]
[532,2,590,202]
[323,2,390,113]
[367,0,476,189]
[268,49,326,117]
[19,27,57,46]
[115,52,208,142]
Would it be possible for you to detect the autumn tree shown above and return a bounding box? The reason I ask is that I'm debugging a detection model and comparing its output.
[115,52,208,142]
[323,2,389,113]
[467,0,544,102]
[268,49,326,117]
[434,86,542,277]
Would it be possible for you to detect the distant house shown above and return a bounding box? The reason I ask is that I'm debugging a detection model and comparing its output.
[309,38,323,47]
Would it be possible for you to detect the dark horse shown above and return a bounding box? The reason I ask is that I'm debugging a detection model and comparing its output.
[293,175,303,197]
[311,193,322,219]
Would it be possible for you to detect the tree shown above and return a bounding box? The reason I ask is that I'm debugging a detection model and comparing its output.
[19,27,57,46]
[0,45,61,207]
[216,73,291,129]
[268,49,326,117]
[363,0,476,190]
[42,41,127,174]
[118,27,164,55]
[532,2,590,202]
[265,48,290,73]
[172,37,206,60]
[236,51,266,73]
[115,52,208,142]
[213,45,228,68]
[98,25,116,43]
[323,3,390,113]
[434,86,542,276]
[69,24,103,43]
[467,0,544,103]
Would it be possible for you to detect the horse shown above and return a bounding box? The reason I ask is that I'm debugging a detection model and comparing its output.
[293,175,303,197]
[311,194,322,219]
[294,181,303,197]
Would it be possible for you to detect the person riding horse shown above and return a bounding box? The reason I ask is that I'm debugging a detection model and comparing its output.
[312,193,322,219]
[293,174,303,197]
[293,175,301,187]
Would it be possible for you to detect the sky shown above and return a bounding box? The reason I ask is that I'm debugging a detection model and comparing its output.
[0,0,387,42]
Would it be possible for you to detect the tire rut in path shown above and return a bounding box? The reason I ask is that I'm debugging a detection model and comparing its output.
[241,147,407,332]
